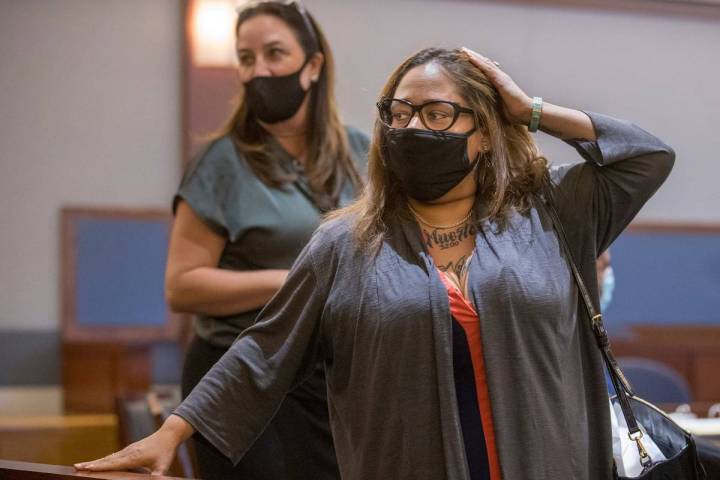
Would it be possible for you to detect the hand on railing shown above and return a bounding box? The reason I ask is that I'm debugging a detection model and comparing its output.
[74,414,194,475]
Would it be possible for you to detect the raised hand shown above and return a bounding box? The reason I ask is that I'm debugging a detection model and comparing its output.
[461,47,532,126]
[462,47,596,140]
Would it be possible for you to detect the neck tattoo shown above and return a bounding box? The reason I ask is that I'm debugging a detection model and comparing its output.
[438,254,472,282]
[422,223,477,250]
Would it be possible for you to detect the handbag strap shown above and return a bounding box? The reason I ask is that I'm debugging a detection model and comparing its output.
[542,187,643,439]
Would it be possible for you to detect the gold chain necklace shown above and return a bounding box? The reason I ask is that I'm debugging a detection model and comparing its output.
[407,203,473,230]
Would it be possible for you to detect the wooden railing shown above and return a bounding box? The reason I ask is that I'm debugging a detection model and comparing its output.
[0,460,191,479]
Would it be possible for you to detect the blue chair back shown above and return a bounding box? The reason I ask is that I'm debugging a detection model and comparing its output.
[606,357,692,404]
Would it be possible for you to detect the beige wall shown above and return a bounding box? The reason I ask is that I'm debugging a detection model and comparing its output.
[307,0,720,223]
[0,0,718,336]
[0,0,182,331]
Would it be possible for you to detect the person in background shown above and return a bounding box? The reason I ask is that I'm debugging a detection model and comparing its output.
[154,2,366,479]
[597,249,614,311]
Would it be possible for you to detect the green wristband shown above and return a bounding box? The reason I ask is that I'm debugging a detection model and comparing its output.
[528,96,543,132]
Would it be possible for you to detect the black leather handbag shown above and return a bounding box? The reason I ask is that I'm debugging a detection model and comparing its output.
[545,194,707,480]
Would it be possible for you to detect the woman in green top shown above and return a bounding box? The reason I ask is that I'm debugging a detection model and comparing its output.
[165,2,366,479]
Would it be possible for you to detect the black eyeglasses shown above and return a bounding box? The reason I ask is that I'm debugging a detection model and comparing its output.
[377,98,476,132]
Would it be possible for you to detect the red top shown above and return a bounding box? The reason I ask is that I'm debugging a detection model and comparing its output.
[438,271,502,480]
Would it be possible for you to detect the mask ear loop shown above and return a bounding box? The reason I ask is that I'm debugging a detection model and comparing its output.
[474,146,492,194]
[293,53,318,93]
[468,151,482,171]
[470,150,490,225]
[298,54,313,76]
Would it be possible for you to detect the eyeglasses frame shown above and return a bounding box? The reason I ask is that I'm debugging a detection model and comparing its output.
[376,98,477,132]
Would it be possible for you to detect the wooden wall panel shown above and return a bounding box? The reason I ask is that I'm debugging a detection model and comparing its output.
[183,0,239,166]
[694,354,720,401]
[186,67,238,162]
[611,326,720,404]
[62,344,151,414]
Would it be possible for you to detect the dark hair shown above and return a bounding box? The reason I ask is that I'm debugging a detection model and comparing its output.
[220,1,362,211]
[329,47,548,252]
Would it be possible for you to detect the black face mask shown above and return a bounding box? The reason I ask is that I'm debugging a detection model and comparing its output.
[383,127,480,202]
[244,57,312,124]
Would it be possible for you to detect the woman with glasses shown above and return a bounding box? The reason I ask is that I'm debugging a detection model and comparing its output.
[77,47,673,480]
[118,2,364,479]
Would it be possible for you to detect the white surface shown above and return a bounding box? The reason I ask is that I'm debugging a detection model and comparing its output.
[670,415,720,435]
[0,386,63,416]
[611,399,667,477]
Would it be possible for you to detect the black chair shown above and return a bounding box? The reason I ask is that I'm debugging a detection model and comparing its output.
[115,390,197,478]
[115,393,159,445]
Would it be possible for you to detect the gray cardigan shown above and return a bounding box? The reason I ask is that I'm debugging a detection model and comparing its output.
[175,112,674,480]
